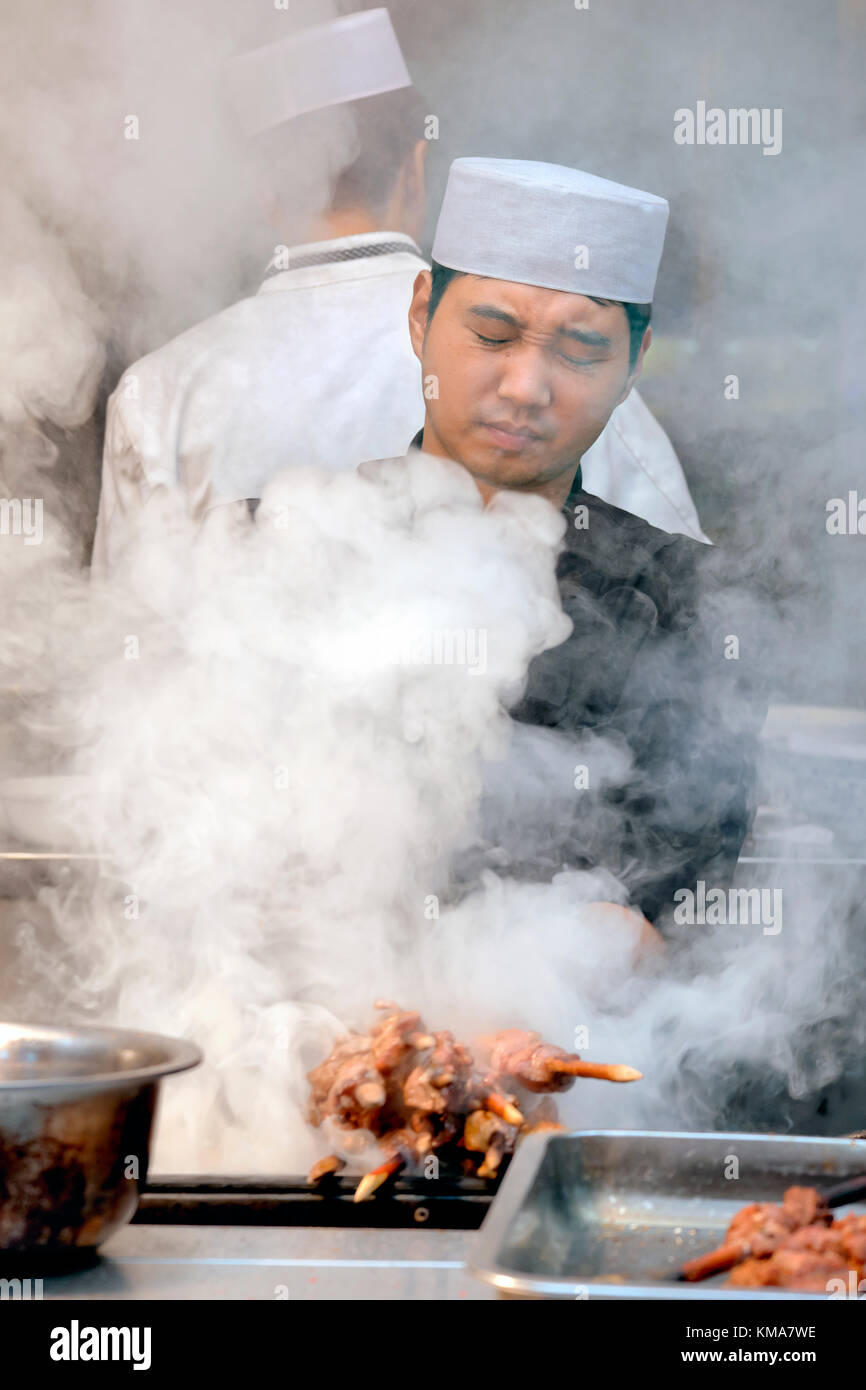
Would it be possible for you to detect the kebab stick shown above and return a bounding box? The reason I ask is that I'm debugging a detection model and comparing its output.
[549,1059,643,1083]
[485,1091,524,1126]
[308,1154,344,1184]
[354,1154,404,1202]
[679,1240,751,1282]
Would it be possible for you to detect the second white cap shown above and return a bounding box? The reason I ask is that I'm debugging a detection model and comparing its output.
[227,8,412,138]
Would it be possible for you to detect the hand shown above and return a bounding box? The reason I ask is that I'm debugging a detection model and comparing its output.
[583,901,665,961]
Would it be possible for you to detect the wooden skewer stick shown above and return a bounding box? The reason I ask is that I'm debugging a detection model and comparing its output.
[354,1154,404,1203]
[485,1092,524,1127]
[679,1240,750,1282]
[307,1154,344,1184]
[550,1059,643,1083]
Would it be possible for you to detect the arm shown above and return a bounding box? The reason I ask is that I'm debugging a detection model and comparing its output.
[602,536,768,926]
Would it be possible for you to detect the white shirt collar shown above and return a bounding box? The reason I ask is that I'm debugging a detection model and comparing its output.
[258,231,426,293]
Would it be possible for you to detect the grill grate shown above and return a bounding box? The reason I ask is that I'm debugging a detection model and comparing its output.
[135,1175,498,1230]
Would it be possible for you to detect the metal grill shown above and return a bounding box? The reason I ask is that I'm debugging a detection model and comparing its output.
[135,1175,496,1230]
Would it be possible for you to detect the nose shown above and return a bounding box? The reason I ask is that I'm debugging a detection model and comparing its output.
[495,344,552,412]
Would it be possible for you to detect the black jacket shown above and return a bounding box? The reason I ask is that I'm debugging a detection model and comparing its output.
[509,477,766,925]
[255,440,764,927]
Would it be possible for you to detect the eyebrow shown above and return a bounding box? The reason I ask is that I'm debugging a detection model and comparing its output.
[468,304,524,328]
[561,326,613,349]
[467,304,613,350]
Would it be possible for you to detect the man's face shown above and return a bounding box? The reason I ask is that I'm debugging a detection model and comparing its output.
[408,271,649,504]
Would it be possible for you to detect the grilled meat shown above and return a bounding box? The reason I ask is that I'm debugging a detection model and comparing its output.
[305,1004,640,1195]
[477,1028,642,1091]
[681,1187,865,1292]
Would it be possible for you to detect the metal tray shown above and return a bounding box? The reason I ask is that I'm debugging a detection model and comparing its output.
[469,1130,866,1299]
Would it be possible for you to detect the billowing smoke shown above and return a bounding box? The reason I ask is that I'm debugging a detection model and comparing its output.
[0,0,354,360]
[3,456,862,1172]
[3,456,575,1170]
[1,0,864,1180]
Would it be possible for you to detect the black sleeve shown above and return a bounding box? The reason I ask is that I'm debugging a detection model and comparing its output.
[600,535,768,927]
[510,505,769,927]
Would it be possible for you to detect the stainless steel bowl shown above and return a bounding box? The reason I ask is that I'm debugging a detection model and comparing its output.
[0,1021,201,1253]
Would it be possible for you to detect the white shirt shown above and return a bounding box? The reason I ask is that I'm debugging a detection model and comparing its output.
[581,388,709,540]
[92,230,708,573]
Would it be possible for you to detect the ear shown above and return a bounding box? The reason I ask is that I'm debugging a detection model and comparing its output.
[617,325,651,406]
[408,268,432,362]
[407,138,428,208]
[388,139,428,241]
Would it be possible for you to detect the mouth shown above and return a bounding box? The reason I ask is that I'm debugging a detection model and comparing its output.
[478,421,546,452]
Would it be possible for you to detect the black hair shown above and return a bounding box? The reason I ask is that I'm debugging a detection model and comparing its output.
[329,86,429,216]
[256,86,428,221]
[427,260,651,367]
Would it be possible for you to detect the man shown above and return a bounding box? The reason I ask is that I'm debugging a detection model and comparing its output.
[92,10,706,575]
[361,158,763,926]
[92,9,428,573]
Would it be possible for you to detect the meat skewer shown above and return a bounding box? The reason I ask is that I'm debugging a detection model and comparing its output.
[548,1060,642,1083]
[354,1154,404,1203]
[306,1004,642,1190]
[484,1092,524,1127]
[308,1154,344,1183]
[680,1186,835,1284]
[353,1121,437,1201]
[680,1240,751,1282]
[727,1217,866,1292]
[477,1029,641,1092]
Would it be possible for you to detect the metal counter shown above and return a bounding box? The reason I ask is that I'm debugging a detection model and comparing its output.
[30,1224,489,1301]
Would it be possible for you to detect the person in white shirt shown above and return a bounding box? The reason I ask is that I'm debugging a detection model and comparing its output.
[92,8,707,575]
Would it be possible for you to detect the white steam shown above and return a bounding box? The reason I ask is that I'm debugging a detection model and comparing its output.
[0,0,863,1179]
[2,455,859,1172]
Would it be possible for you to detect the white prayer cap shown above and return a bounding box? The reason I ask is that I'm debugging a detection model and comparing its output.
[432,158,669,304]
[227,8,412,138]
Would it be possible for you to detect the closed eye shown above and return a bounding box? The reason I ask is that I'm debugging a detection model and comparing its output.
[560,352,603,368]
[473,327,605,367]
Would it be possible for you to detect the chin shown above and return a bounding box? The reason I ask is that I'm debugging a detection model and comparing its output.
[465,450,552,491]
